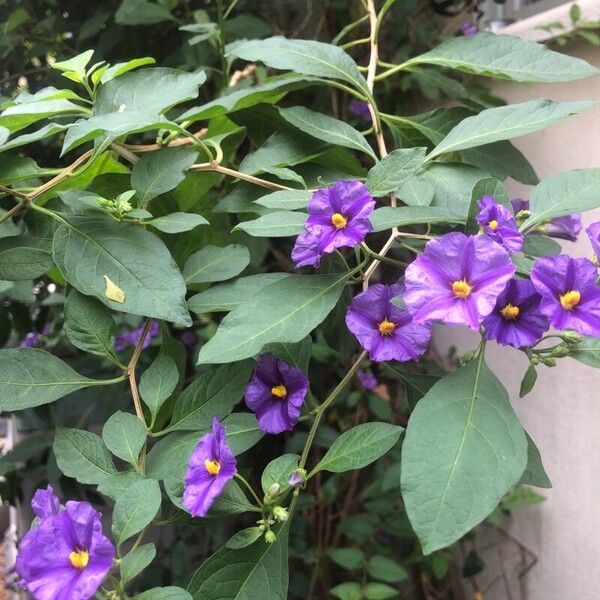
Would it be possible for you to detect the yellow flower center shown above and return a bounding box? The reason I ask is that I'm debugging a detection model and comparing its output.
[452,280,472,299]
[378,319,396,335]
[488,219,498,231]
[271,385,287,399]
[500,303,520,320]
[69,549,89,570]
[331,213,347,229]
[559,290,581,311]
[204,459,221,476]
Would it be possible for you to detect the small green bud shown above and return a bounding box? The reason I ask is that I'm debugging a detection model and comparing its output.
[266,483,280,498]
[550,345,569,358]
[272,506,289,522]
[542,357,557,367]
[117,199,132,213]
[530,356,540,366]
[264,530,276,544]
[560,331,583,345]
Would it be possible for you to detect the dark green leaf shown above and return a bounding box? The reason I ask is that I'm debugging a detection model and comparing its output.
[120,543,156,583]
[102,411,146,466]
[370,206,463,232]
[366,148,427,196]
[234,211,306,237]
[112,478,161,545]
[183,244,250,284]
[520,432,552,488]
[139,353,179,420]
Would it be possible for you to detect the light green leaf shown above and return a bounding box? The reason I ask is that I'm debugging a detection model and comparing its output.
[401,354,527,554]
[0,99,85,134]
[54,427,117,484]
[149,213,208,233]
[97,471,146,501]
[370,206,463,232]
[120,543,156,583]
[196,273,347,364]
[139,353,179,419]
[366,148,427,196]
[112,478,161,545]
[328,548,365,570]
[53,50,94,77]
[569,336,600,368]
[52,215,191,326]
[367,555,408,583]
[364,583,399,599]
[461,142,538,185]
[254,189,311,210]
[406,32,599,82]
[0,154,42,184]
[100,57,156,83]
[261,454,300,494]
[183,244,250,284]
[330,583,361,600]
[102,411,146,466]
[234,211,306,237]
[0,349,92,410]
[0,123,68,154]
[115,0,175,25]
[520,432,552,488]
[519,364,538,398]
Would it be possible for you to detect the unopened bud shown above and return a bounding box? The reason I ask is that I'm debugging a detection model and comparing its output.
[264,530,276,544]
[117,200,132,213]
[272,506,289,522]
[560,331,583,345]
[542,357,557,367]
[530,356,540,366]
[266,483,280,498]
[550,345,569,358]
[288,468,307,488]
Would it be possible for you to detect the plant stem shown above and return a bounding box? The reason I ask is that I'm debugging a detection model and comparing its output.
[188,162,293,191]
[127,319,152,429]
[234,473,263,508]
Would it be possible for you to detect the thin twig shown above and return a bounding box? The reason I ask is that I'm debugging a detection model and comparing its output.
[189,162,293,191]
[127,319,153,425]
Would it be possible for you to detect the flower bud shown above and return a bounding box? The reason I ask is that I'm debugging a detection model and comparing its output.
[550,345,569,358]
[288,468,307,488]
[560,331,583,345]
[542,357,557,367]
[272,506,289,522]
[266,483,280,498]
[264,530,276,544]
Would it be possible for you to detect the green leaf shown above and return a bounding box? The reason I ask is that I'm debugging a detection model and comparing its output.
[366,148,427,196]
[100,58,156,84]
[407,32,599,82]
[429,99,595,159]
[261,454,300,494]
[0,348,92,410]
[263,336,312,371]
[367,555,408,583]
[520,432,552,488]
[401,354,527,554]
[523,169,600,230]
[54,427,117,484]
[523,235,561,257]
[0,154,42,185]
[187,273,289,314]
[225,527,264,549]
[519,364,538,398]
[328,548,365,570]
[0,98,85,134]
[64,290,119,362]
[166,361,253,432]
[234,211,306,237]
[279,106,377,160]
[149,212,208,233]
[570,336,600,368]
[197,273,347,364]
[52,215,191,326]
[183,244,250,284]
[97,471,146,501]
[112,478,161,545]
[0,233,53,280]
[364,583,399,599]
[312,422,403,475]
[227,36,369,96]
[0,123,68,154]
[53,50,94,77]
[133,587,191,600]
[102,411,146,466]
[115,0,175,25]
[370,206,463,232]
[139,353,179,420]
[254,189,311,210]
[120,543,156,583]
[131,147,199,204]
[330,583,361,600]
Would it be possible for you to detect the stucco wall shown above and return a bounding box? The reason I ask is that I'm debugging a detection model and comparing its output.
[436,40,600,600]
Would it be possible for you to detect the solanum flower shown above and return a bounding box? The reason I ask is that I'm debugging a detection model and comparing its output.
[20,331,40,348]
[511,199,582,241]
[16,486,115,600]
[244,354,309,433]
[586,221,600,260]
[357,369,378,390]
[404,232,515,330]
[530,255,600,336]
[183,418,237,517]
[482,279,549,348]
[349,100,372,122]
[459,22,478,36]
[292,180,375,268]
[476,195,523,253]
[114,320,159,352]
[345,283,432,362]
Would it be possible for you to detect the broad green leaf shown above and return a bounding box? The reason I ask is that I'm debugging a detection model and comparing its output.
[52,215,191,326]
[279,106,377,160]
[64,290,119,361]
[254,189,311,210]
[139,353,179,419]
[364,583,399,599]
[370,206,463,232]
[396,175,434,207]
[328,548,365,570]
[264,336,312,371]
[366,148,427,196]
[133,588,191,600]
[0,123,69,153]
[225,527,264,549]
[53,50,94,77]
[98,471,146,501]
[0,349,92,410]
[330,582,361,600]
[196,273,347,364]
[520,432,552,488]
[102,411,146,466]
[0,233,53,280]
[227,36,369,96]
[100,58,156,83]
[569,336,600,368]
[0,99,86,133]
[0,154,42,184]
[131,147,199,204]
[115,0,174,25]
[54,427,117,484]
[121,543,156,583]
[261,454,300,494]
[461,142,538,185]
[401,355,527,554]
[429,99,595,159]
[367,555,408,583]
[501,484,545,510]
[523,235,561,257]
[234,211,306,237]
[187,273,288,314]
[183,244,250,284]
[406,32,599,82]
[523,169,600,230]
[312,422,402,476]
[112,478,162,545]
[149,212,208,233]
[166,361,253,432]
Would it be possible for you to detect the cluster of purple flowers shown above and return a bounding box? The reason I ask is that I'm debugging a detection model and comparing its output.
[114,320,159,352]
[16,486,114,600]
[512,198,582,241]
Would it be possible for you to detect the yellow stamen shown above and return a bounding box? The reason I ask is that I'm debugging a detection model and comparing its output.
[271,385,287,399]
[488,219,498,231]
[69,549,89,570]
[559,290,581,311]
[452,280,472,299]
[378,319,396,335]
[500,303,520,320]
[204,459,221,475]
[331,213,347,229]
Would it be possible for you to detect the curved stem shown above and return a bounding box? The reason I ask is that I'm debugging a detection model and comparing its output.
[127,319,152,429]
[234,473,263,508]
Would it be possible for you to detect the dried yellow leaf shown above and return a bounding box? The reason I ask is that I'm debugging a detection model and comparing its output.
[103,276,125,303]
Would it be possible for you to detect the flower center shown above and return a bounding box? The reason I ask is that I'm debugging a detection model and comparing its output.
[559,290,581,311]
[331,213,347,229]
[500,303,520,320]
[69,549,89,570]
[452,280,472,299]
[271,385,287,399]
[488,219,498,231]
[204,459,221,476]
[378,319,396,335]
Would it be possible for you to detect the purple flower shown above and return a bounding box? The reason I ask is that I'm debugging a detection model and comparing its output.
[482,279,549,348]
[476,195,523,253]
[292,180,375,268]
[288,469,306,488]
[244,354,309,434]
[20,332,40,348]
[349,100,372,122]
[530,255,600,336]
[345,284,432,362]
[114,320,159,351]
[587,221,600,259]
[539,214,582,242]
[357,369,378,390]
[180,330,197,350]
[404,232,516,330]
[459,22,478,36]
[16,486,115,600]
[511,198,530,216]
[183,418,237,517]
